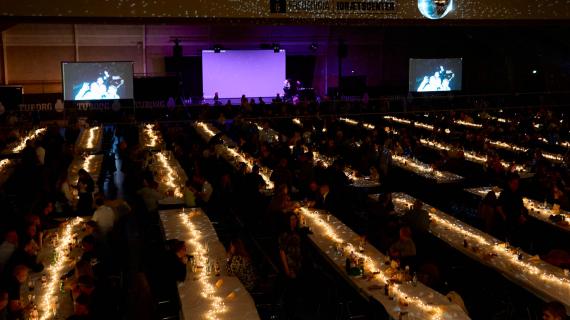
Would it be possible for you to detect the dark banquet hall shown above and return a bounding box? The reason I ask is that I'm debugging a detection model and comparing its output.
[0,1,569,319]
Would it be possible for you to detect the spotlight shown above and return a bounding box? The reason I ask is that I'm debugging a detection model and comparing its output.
[532,69,537,74]
[273,43,280,53]
[213,44,222,53]
[310,43,319,52]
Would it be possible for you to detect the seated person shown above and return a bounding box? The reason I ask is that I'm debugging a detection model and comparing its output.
[6,237,44,273]
[389,226,417,265]
[84,221,103,244]
[74,276,106,319]
[542,301,567,320]
[6,265,29,319]
[226,238,256,291]
[91,196,115,237]
[279,213,303,279]
[62,259,95,291]
[79,235,105,279]
[402,200,430,235]
[183,180,197,208]
[66,294,91,320]
[165,240,188,283]
[0,230,18,274]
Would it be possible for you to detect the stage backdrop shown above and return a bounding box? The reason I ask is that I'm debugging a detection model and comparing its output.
[1,0,570,20]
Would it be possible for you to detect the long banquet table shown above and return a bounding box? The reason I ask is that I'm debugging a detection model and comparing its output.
[147,151,188,205]
[296,206,470,320]
[1,128,47,156]
[24,218,84,320]
[194,122,274,193]
[391,193,570,311]
[465,187,570,233]
[391,155,464,184]
[75,126,103,154]
[418,138,530,175]
[159,208,260,320]
[257,119,381,189]
[139,123,165,151]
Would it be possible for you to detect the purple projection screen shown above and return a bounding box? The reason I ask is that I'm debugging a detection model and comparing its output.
[202,50,286,99]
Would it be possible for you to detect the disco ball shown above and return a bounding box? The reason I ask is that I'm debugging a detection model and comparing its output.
[418,0,454,19]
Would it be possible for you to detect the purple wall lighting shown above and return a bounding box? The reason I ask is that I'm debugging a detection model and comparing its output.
[202,49,286,99]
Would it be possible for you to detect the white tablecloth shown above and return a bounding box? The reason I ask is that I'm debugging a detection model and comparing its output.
[298,207,470,320]
[139,124,165,151]
[75,126,103,154]
[148,151,188,200]
[24,219,84,320]
[392,155,464,184]
[465,187,570,233]
[159,209,260,320]
[392,193,570,311]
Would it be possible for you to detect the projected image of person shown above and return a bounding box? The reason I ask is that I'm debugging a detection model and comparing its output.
[417,65,455,92]
[73,70,125,100]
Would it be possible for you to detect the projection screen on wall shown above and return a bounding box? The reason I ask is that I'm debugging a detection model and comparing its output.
[202,50,286,99]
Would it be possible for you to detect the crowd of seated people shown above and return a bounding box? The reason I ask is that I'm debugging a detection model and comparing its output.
[0,122,142,320]
[0,101,567,320]
[192,106,567,318]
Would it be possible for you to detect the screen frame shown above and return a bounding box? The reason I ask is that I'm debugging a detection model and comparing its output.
[408,57,463,93]
[61,61,135,101]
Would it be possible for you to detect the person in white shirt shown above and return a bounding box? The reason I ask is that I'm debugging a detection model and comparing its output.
[91,196,115,236]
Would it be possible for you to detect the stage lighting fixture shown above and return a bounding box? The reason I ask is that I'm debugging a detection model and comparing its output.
[273,43,280,53]
[310,43,319,52]
[213,44,222,53]
[532,70,537,74]
[171,38,182,58]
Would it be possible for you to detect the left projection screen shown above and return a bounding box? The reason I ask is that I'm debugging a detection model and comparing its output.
[202,50,286,99]
[62,62,134,101]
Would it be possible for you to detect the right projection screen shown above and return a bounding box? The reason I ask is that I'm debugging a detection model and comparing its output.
[409,58,462,92]
[202,50,286,99]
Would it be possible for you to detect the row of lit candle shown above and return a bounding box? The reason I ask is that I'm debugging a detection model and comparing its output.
[339,117,376,130]
[9,128,47,153]
[141,124,163,149]
[391,154,464,183]
[453,120,483,129]
[392,193,570,305]
[383,115,411,125]
[76,126,102,153]
[298,207,467,320]
[486,139,565,163]
[154,152,186,198]
[195,122,274,191]
[486,139,529,153]
[179,210,228,320]
[419,138,528,172]
[223,147,274,190]
[38,217,83,320]
[253,123,280,142]
[466,187,569,231]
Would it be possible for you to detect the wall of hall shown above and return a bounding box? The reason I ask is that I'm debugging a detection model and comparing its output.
[2,23,390,96]
[3,23,566,96]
